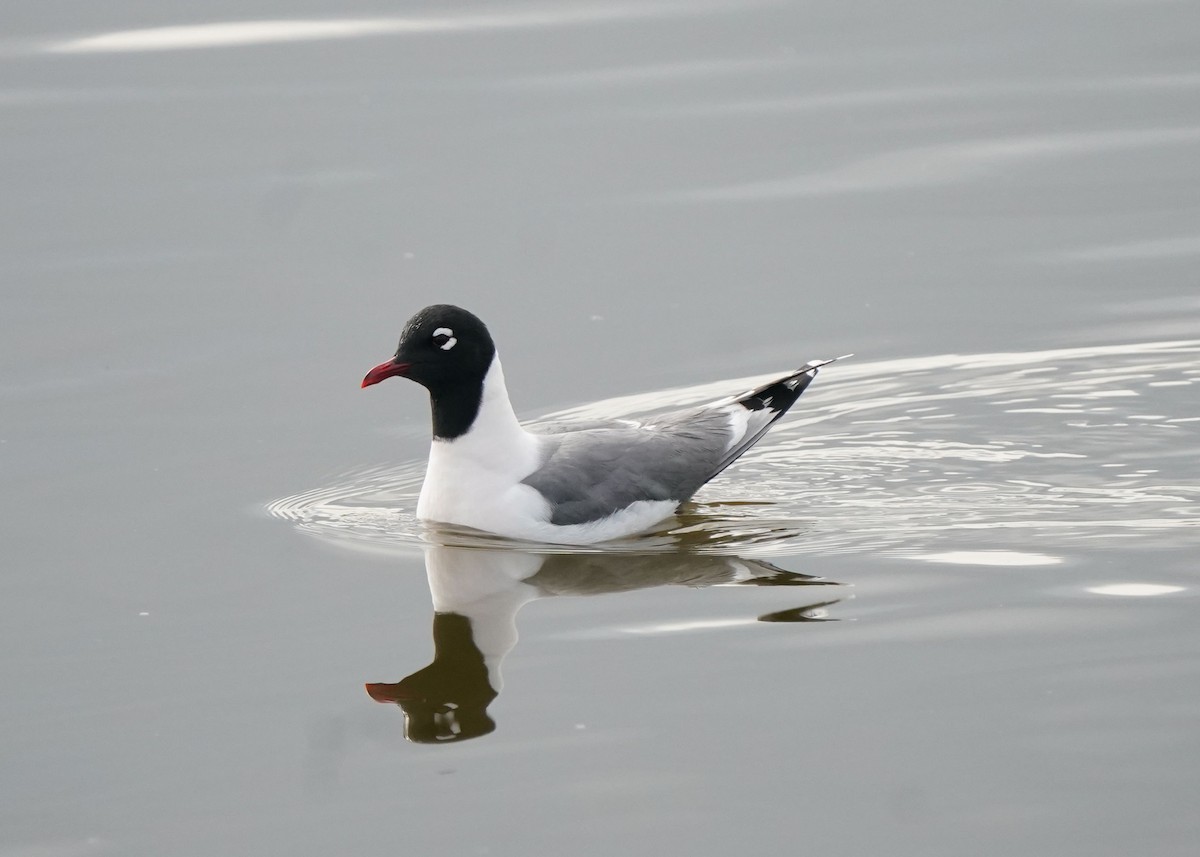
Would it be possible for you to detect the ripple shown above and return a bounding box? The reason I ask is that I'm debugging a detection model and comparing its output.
[664,127,1200,201]
[1052,234,1200,263]
[268,339,1200,557]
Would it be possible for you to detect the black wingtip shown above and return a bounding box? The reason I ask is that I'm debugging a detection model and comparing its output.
[734,353,850,411]
[735,368,815,413]
[704,353,846,482]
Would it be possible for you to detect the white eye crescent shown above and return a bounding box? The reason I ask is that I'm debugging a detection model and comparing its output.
[433,327,457,351]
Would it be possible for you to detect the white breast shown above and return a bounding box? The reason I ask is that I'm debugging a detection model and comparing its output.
[416,355,550,532]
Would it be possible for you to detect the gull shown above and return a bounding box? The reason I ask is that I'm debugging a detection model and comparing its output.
[362,304,843,545]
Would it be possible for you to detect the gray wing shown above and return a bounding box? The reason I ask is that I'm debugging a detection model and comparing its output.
[522,408,732,526]
[523,359,839,526]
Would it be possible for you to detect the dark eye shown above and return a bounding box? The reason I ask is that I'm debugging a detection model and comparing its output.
[431,327,457,351]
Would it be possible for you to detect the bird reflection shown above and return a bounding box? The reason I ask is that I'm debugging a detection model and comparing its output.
[366,546,841,744]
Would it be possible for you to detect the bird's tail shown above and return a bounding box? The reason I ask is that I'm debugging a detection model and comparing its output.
[708,354,851,478]
[731,354,852,413]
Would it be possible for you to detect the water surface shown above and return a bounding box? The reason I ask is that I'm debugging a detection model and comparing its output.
[3,1,1199,855]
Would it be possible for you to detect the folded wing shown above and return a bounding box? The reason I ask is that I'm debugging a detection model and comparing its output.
[523,362,830,526]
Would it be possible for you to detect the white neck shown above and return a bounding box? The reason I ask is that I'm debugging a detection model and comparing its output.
[460,354,527,451]
[416,354,545,528]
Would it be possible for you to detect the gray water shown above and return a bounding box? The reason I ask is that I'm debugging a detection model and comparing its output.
[3,2,1199,855]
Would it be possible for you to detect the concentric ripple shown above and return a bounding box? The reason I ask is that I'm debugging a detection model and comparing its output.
[267,339,1200,557]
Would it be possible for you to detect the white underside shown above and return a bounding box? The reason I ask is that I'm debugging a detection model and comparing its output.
[416,355,683,545]
[425,495,680,545]
[419,444,679,544]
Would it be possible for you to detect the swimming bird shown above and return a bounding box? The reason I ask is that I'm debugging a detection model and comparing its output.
[362,304,842,545]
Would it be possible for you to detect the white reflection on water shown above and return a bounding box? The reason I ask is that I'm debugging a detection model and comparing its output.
[1051,234,1200,263]
[640,73,1200,120]
[268,338,1200,557]
[916,551,1063,566]
[670,127,1200,200]
[1087,583,1186,597]
[44,4,745,54]
[491,56,798,90]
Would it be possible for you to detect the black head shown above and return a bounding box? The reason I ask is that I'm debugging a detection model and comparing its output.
[361,305,497,439]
